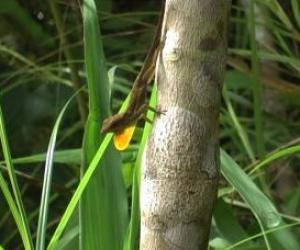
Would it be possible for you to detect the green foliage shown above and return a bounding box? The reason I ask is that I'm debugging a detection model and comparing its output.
[0,0,299,250]
[81,0,128,249]
[0,103,33,249]
[36,93,78,250]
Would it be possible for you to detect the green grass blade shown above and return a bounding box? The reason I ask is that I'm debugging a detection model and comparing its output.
[5,149,82,166]
[230,49,300,73]
[223,87,255,162]
[249,144,300,175]
[2,179,77,247]
[46,60,144,250]
[291,0,300,28]
[225,222,300,250]
[221,149,280,227]
[47,132,113,250]
[56,226,79,250]
[222,149,272,249]
[0,172,27,248]
[81,0,128,249]
[221,149,299,249]
[36,94,77,250]
[0,102,33,249]
[214,198,251,247]
[123,85,157,250]
[257,0,296,33]
[83,0,109,118]
[0,44,72,87]
[248,0,265,157]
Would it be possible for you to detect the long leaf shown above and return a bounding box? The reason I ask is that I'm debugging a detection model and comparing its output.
[249,144,300,175]
[4,149,81,166]
[36,94,76,250]
[221,149,299,249]
[47,57,140,250]
[223,86,255,162]
[0,101,33,249]
[81,0,128,249]
[0,172,27,248]
[248,0,265,157]
[47,133,112,250]
[123,85,157,250]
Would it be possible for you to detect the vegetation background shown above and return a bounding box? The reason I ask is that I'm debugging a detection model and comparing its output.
[0,0,299,249]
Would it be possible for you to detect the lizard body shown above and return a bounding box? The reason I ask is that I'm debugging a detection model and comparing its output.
[101,1,165,136]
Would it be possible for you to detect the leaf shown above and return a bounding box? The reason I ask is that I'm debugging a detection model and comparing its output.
[214,198,251,246]
[249,145,300,175]
[47,86,134,249]
[0,101,33,249]
[221,149,299,249]
[223,86,255,162]
[0,172,26,249]
[221,149,280,228]
[81,0,129,249]
[47,133,113,250]
[291,0,300,29]
[123,85,158,250]
[5,149,82,166]
[36,93,76,250]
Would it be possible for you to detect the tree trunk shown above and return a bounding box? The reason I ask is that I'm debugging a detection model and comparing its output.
[140,0,231,249]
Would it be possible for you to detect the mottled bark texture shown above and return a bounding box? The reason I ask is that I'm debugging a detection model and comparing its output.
[140,1,231,249]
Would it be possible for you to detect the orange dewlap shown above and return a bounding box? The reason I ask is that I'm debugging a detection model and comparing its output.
[113,125,136,151]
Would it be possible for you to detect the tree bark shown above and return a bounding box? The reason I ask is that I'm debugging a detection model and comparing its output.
[140,1,231,249]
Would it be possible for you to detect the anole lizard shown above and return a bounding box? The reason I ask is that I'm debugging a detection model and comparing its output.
[101,2,165,150]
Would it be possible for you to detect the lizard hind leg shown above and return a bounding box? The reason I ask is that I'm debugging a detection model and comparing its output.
[137,112,155,125]
[137,105,166,125]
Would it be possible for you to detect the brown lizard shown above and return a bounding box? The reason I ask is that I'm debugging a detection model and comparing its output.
[101,2,165,137]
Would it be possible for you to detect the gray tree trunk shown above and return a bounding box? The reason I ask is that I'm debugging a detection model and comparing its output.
[140,0,231,249]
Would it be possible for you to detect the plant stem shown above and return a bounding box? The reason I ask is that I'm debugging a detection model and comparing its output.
[249,1,265,158]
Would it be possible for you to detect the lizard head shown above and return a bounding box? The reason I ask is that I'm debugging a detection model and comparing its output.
[101,112,130,134]
[101,117,120,134]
